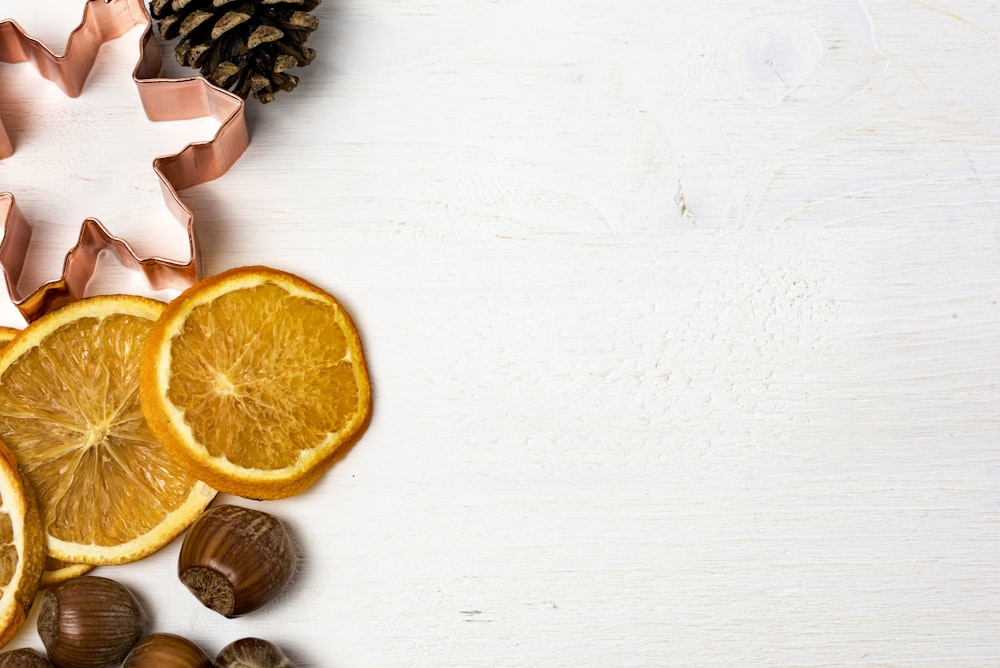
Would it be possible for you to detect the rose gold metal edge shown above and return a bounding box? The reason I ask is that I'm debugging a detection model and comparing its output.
[0,0,250,321]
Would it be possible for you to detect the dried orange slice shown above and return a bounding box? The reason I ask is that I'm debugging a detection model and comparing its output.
[0,328,91,585]
[141,266,372,499]
[0,328,18,347]
[0,295,216,565]
[0,442,44,648]
[39,557,92,588]
[0,331,47,602]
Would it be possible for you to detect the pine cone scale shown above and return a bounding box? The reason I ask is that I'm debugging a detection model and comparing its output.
[179,10,214,38]
[158,15,181,39]
[273,54,297,73]
[150,0,172,17]
[211,11,251,40]
[288,11,319,30]
[248,25,284,49]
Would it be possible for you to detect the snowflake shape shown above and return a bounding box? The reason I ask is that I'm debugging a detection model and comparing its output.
[0,0,249,322]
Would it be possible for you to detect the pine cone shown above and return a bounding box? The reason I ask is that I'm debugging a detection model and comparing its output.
[149,0,321,103]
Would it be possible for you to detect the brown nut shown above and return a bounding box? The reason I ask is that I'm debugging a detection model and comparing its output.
[37,575,149,668]
[214,638,296,668]
[0,648,54,667]
[178,505,296,617]
[123,633,211,668]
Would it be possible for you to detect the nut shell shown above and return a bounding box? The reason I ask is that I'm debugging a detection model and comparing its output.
[0,648,54,667]
[178,505,296,617]
[123,633,211,668]
[37,575,149,668]
[215,638,296,668]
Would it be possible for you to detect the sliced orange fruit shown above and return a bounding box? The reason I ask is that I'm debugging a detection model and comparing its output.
[141,266,372,499]
[0,326,46,620]
[39,557,92,588]
[0,327,92,585]
[0,441,44,648]
[0,328,18,347]
[0,295,216,565]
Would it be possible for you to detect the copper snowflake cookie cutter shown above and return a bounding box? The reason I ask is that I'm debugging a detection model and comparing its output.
[0,0,250,321]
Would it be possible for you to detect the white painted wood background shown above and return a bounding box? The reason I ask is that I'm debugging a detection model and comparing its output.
[0,0,998,665]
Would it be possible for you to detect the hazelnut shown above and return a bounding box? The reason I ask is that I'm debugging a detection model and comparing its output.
[123,633,211,668]
[178,505,296,617]
[0,648,54,667]
[215,638,296,668]
[37,575,149,668]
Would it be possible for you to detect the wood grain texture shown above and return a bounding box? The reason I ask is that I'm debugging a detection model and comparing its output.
[0,0,998,665]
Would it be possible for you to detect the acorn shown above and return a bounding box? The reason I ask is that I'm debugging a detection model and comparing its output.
[178,505,296,617]
[123,633,212,668]
[215,638,296,668]
[37,575,149,668]
[0,648,54,667]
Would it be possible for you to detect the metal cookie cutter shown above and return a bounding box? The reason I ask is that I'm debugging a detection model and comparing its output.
[0,0,250,321]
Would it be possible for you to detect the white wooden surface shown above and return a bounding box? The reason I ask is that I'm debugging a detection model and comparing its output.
[0,0,998,665]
